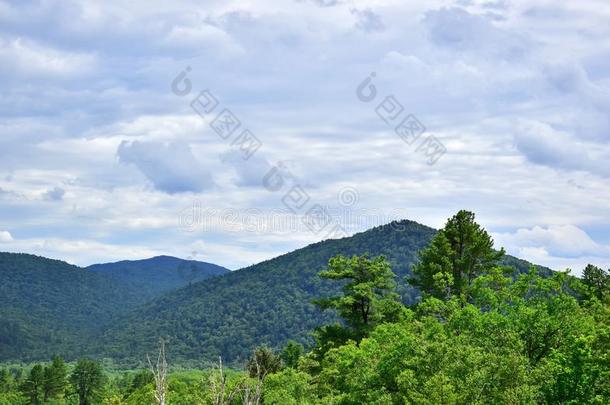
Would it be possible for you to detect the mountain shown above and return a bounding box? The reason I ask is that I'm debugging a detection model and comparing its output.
[0,253,137,361]
[99,220,547,366]
[0,253,229,362]
[87,255,230,302]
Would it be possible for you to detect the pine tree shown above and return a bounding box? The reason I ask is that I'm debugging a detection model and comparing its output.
[411,210,505,303]
[22,364,45,405]
[314,254,402,342]
[281,340,304,369]
[69,359,106,405]
[43,355,67,400]
[582,264,610,301]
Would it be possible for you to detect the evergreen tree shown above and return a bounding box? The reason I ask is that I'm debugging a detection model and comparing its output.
[314,254,401,342]
[69,359,106,405]
[281,340,304,369]
[22,364,44,405]
[582,264,610,301]
[247,347,282,378]
[43,355,67,400]
[411,210,505,303]
[0,369,13,393]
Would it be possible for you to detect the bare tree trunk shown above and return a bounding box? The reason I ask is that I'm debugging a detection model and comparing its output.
[210,356,243,405]
[148,339,168,405]
[242,358,265,405]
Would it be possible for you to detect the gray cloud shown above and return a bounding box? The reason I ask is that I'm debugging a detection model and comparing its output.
[44,186,65,201]
[514,121,610,178]
[1,0,610,271]
[117,141,214,194]
[351,8,384,33]
[423,7,530,59]
[220,151,272,188]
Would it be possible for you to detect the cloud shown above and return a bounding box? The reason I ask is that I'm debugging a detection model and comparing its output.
[514,120,610,178]
[43,186,65,201]
[0,37,97,79]
[351,8,384,32]
[1,0,610,272]
[117,141,214,194]
[423,7,530,58]
[0,231,13,243]
[220,151,272,187]
[496,224,610,259]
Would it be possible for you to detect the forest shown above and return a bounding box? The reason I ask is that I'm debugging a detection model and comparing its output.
[1,210,609,404]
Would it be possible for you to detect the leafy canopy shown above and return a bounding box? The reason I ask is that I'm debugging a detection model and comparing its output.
[411,210,505,302]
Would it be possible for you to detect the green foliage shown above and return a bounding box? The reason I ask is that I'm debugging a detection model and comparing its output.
[281,341,304,369]
[97,220,442,365]
[44,356,68,401]
[263,368,315,404]
[306,268,610,404]
[246,347,282,378]
[315,255,400,339]
[582,264,610,302]
[411,210,505,303]
[22,364,45,405]
[0,253,227,364]
[70,359,107,405]
[87,256,229,301]
[2,219,543,366]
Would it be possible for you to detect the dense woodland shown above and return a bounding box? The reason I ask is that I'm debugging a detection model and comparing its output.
[0,255,228,362]
[1,210,609,404]
[1,219,544,365]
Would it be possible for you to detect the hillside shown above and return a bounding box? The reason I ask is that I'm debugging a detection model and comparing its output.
[0,253,228,362]
[0,253,138,361]
[99,220,546,365]
[87,255,229,302]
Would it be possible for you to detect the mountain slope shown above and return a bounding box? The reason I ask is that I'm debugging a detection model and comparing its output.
[0,253,138,361]
[87,255,229,302]
[100,220,545,365]
[0,253,229,362]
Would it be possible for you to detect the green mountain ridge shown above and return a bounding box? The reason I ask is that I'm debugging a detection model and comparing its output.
[87,255,230,302]
[0,253,229,362]
[96,220,549,366]
[0,219,551,365]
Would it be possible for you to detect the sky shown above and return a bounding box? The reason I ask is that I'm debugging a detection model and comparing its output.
[0,0,609,274]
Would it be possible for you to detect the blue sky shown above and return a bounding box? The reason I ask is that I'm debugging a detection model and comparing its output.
[0,0,609,274]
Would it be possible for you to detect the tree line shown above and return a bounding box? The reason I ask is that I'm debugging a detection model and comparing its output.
[2,210,609,404]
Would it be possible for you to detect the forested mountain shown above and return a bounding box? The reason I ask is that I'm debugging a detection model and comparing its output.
[0,253,137,361]
[98,220,548,366]
[87,256,229,302]
[0,253,228,362]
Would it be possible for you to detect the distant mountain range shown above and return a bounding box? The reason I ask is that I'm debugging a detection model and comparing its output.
[0,220,549,365]
[87,255,229,302]
[0,253,228,362]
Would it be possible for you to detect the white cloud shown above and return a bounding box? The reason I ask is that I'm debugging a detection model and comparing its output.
[1,0,610,270]
[494,225,610,274]
[117,140,215,194]
[0,231,13,243]
[0,37,97,79]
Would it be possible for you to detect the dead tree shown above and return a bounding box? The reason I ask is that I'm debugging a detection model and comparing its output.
[209,356,242,405]
[241,358,265,405]
[148,339,169,405]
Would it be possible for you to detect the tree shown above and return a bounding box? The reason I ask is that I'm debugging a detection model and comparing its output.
[411,210,505,303]
[147,339,168,405]
[582,264,610,301]
[43,356,67,401]
[314,254,401,343]
[281,341,304,369]
[69,359,106,405]
[22,365,44,405]
[0,369,14,393]
[130,369,154,393]
[247,347,282,379]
